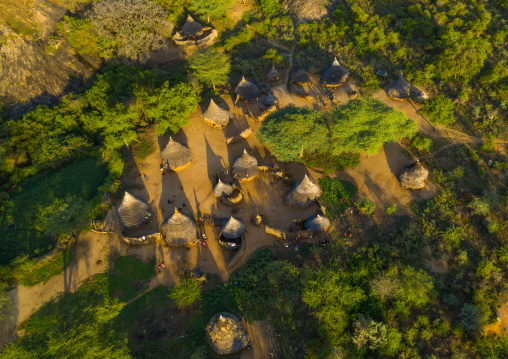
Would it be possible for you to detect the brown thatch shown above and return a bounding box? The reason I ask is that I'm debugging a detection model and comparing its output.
[305,214,330,232]
[116,192,150,229]
[161,137,191,171]
[267,66,281,82]
[203,99,231,128]
[284,174,322,208]
[213,179,234,197]
[320,57,349,87]
[263,91,278,106]
[388,74,411,100]
[161,208,198,246]
[220,187,244,206]
[182,15,203,37]
[399,159,429,189]
[206,312,250,355]
[283,0,338,23]
[291,69,310,84]
[221,217,246,239]
[235,76,261,102]
[232,149,259,181]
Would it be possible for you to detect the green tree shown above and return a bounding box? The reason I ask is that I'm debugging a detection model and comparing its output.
[353,314,387,350]
[188,48,231,91]
[0,282,13,322]
[329,99,417,155]
[169,277,201,309]
[421,95,455,125]
[191,0,233,22]
[257,106,329,162]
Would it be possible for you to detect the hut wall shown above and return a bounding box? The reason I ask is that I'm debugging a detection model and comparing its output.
[173,29,217,46]
[226,234,246,270]
[121,232,162,245]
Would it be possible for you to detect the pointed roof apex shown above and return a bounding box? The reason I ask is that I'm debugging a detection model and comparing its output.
[243,149,248,154]
[333,57,340,66]
[169,136,174,142]
[209,98,216,105]
[217,178,223,184]
[123,191,134,202]
[187,14,194,22]
[174,207,181,215]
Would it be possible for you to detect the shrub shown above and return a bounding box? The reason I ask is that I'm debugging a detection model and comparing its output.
[467,196,490,216]
[481,135,496,153]
[421,95,455,125]
[486,218,500,234]
[169,277,202,309]
[386,204,397,215]
[459,303,485,337]
[319,177,357,217]
[411,135,433,154]
[301,150,360,172]
[357,197,376,216]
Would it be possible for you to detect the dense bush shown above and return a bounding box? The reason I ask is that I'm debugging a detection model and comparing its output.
[318,177,357,217]
[357,197,376,216]
[421,95,455,125]
[169,277,202,309]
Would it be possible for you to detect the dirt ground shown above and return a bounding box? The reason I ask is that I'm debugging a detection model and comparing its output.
[241,320,278,359]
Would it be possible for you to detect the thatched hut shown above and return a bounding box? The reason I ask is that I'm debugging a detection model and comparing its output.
[116,192,150,229]
[213,180,244,205]
[320,57,349,87]
[232,150,259,181]
[206,312,250,355]
[263,92,278,106]
[387,74,411,100]
[161,137,191,171]
[235,76,261,103]
[182,15,203,38]
[399,159,429,189]
[305,214,331,232]
[161,208,198,246]
[267,66,281,82]
[221,217,246,239]
[291,69,310,85]
[203,99,231,128]
[284,174,322,208]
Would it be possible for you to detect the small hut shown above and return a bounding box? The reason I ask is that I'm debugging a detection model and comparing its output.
[263,92,278,107]
[182,15,203,38]
[206,312,250,355]
[221,217,245,239]
[232,150,259,181]
[320,57,349,87]
[203,99,231,128]
[161,137,191,171]
[284,174,322,208]
[291,69,310,85]
[267,66,281,82]
[161,208,198,246]
[116,192,150,229]
[213,180,244,205]
[387,74,411,100]
[305,214,331,232]
[235,76,261,103]
[399,159,429,189]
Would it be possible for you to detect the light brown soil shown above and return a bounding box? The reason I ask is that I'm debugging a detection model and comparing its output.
[484,302,508,336]
[241,320,277,359]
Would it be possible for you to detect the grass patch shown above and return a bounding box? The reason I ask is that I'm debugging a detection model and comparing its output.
[108,256,155,302]
[13,247,74,287]
[0,158,107,266]
[302,150,360,172]
[318,177,357,217]
[131,131,156,160]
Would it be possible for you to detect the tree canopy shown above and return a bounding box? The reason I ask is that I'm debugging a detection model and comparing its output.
[257,106,329,162]
[190,0,233,22]
[329,99,417,155]
[188,48,231,91]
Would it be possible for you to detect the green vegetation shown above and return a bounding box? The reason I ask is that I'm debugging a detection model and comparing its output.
[109,256,154,301]
[410,135,433,154]
[190,0,233,23]
[357,197,376,216]
[318,177,357,217]
[302,150,360,172]
[421,95,455,125]
[330,99,417,155]
[386,204,397,215]
[188,48,231,91]
[0,282,13,322]
[169,276,202,309]
[131,130,156,160]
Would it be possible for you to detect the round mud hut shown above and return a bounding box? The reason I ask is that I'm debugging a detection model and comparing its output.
[161,137,191,171]
[387,74,411,100]
[399,159,429,189]
[221,217,245,240]
[182,15,203,38]
[213,179,244,205]
[284,174,322,208]
[305,214,331,232]
[232,149,259,181]
[320,57,349,87]
[203,99,231,128]
[206,312,250,355]
[267,66,281,82]
[263,92,278,107]
[235,76,261,103]
[116,192,150,229]
[291,69,310,85]
[161,208,198,246]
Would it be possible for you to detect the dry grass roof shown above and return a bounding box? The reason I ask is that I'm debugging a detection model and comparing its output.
[283,0,338,22]
[161,208,198,246]
[399,159,429,189]
[291,69,310,84]
[263,92,278,106]
[388,74,411,100]
[304,214,331,232]
[206,312,250,355]
[221,217,246,239]
[267,66,281,81]
[235,77,261,101]
[320,57,349,87]
[284,174,322,208]
[161,137,191,170]
[232,150,259,180]
[213,179,235,197]
[182,15,203,37]
[203,99,231,128]
[116,192,150,229]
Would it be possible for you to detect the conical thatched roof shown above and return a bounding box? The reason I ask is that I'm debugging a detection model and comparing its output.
[206,312,250,355]
[291,69,310,84]
[232,150,259,180]
[284,174,322,207]
[399,159,429,189]
[161,137,191,171]
[161,208,198,246]
[221,217,245,239]
[213,179,234,197]
[267,66,281,81]
[182,15,203,37]
[320,57,349,87]
[305,214,331,232]
[387,74,411,100]
[235,77,261,101]
[116,192,150,229]
[263,92,278,106]
[203,99,231,128]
